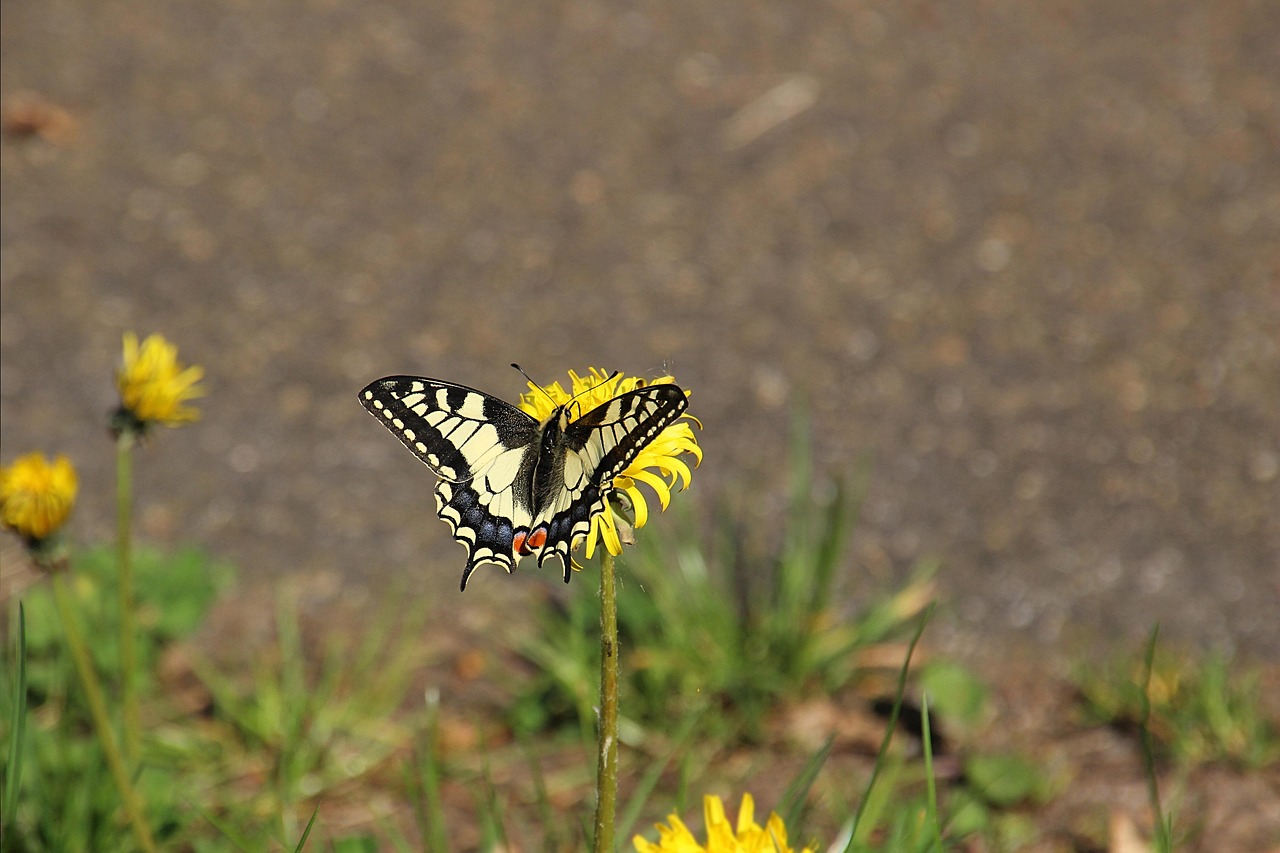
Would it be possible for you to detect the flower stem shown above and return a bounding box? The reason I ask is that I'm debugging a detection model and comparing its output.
[116,430,140,766]
[593,550,620,853]
[50,569,157,853]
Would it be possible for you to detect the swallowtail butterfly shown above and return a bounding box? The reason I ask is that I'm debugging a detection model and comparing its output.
[359,371,688,590]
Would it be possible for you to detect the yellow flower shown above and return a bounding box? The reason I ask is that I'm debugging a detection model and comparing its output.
[634,794,814,853]
[0,452,78,543]
[518,367,702,562]
[115,332,205,430]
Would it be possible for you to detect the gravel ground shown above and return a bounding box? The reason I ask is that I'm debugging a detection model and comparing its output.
[2,0,1278,661]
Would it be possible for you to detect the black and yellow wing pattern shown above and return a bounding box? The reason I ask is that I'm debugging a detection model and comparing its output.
[359,375,686,590]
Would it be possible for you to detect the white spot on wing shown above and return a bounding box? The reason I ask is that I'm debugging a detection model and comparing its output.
[457,393,488,420]
[563,452,585,489]
[445,420,480,445]
[458,423,500,463]
[482,447,525,492]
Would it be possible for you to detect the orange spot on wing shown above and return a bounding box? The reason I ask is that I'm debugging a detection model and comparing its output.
[513,530,529,554]
[527,527,548,550]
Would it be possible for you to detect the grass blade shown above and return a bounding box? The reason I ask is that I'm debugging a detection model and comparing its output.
[778,734,834,834]
[190,800,263,853]
[292,804,321,853]
[3,602,29,838]
[618,710,702,842]
[846,603,933,852]
[920,694,943,852]
[410,689,451,853]
[475,730,508,852]
[1138,627,1173,853]
[807,455,872,621]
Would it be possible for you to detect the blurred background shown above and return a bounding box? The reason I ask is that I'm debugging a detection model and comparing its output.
[2,0,1277,661]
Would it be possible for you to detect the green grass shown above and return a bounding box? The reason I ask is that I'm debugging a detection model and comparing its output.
[2,547,228,851]
[1074,637,1280,770]
[12,547,229,714]
[9,530,1260,853]
[1064,630,1280,852]
[0,536,970,851]
[0,546,435,851]
[190,583,430,839]
[5,547,1251,853]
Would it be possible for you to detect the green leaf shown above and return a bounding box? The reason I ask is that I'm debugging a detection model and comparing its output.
[919,660,989,726]
[964,753,1042,807]
[332,835,381,853]
[945,787,991,836]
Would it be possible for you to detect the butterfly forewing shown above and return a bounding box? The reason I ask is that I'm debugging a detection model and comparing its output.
[359,375,688,590]
[360,377,539,482]
[565,384,688,485]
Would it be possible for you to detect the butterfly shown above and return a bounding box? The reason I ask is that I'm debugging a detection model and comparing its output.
[359,370,688,590]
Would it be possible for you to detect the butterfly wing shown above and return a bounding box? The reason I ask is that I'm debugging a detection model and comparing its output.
[529,383,689,573]
[359,376,541,589]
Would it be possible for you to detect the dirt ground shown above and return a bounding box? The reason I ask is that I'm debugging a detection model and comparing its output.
[2,0,1278,847]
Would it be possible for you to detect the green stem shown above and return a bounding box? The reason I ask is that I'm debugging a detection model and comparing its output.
[593,550,620,853]
[50,570,157,853]
[116,431,139,766]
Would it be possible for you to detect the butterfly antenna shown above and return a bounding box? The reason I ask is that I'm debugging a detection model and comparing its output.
[567,369,624,419]
[511,363,558,407]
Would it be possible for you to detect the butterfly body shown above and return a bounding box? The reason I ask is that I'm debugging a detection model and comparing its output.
[360,375,687,590]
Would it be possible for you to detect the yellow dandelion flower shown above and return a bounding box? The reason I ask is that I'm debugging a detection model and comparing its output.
[634,794,814,853]
[0,452,78,544]
[115,332,205,432]
[518,367,702,563]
